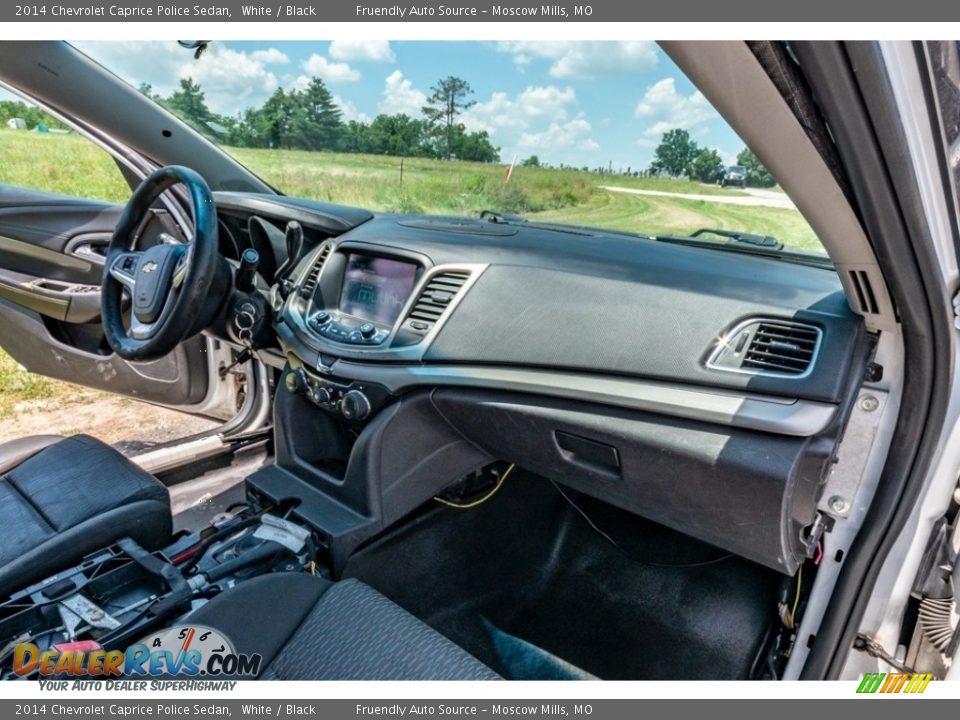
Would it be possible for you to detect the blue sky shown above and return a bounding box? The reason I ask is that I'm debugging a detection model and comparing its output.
[68,41,747,170]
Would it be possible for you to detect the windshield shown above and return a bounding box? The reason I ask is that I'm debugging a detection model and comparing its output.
[71,41,825,256]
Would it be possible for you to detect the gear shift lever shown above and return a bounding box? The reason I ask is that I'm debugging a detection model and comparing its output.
[284,221,304,274]
[274,221,304,297]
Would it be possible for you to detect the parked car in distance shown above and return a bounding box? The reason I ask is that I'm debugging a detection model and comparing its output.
[719,165,747,187]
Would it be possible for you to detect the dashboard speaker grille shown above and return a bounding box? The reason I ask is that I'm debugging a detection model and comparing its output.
[300,244,331,297]
[406,270,471,328]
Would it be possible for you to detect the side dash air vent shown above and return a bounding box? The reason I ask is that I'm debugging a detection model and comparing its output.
[299,244,331,297]
[403,270,472,333]
[708,319,821,377]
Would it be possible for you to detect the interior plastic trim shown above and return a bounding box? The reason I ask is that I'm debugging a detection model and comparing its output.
[329,361,838,437]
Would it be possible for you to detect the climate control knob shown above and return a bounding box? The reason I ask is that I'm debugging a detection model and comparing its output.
[340,390,371,421]
[311,386,332,404]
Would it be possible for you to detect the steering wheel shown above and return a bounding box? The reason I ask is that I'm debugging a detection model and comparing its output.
[102,166,222,361]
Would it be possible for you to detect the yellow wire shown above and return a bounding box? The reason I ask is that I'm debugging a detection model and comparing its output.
[434,464,516,509]
[790,565,803,628]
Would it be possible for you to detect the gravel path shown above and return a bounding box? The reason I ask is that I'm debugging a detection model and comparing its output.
[599,184,796,209]
[0,394,219,454]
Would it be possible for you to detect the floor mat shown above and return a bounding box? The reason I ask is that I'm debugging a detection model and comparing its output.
[343,471,782,680]
[484,620,597,680]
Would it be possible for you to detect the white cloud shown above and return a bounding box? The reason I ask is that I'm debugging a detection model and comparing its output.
[518,117,599,152]
[516,85,576,117]
[635,77,718,137]
[250,48,289,65]
[378,70,427,116]
[462,85,598,165]
[182,48,285,114]
[497,41,658,79]
[463,84,577,135]
[301,54,361,83]
[74,41,283,117]
[329,40,395,63]
[461,92,523,135]
[333,95,370,124]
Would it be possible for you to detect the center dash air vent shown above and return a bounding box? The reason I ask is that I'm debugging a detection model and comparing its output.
[403,270,471,332]
[299,243,331,297]
[708,319,821,377]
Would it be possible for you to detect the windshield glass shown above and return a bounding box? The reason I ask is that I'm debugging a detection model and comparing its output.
[69,41,824,256]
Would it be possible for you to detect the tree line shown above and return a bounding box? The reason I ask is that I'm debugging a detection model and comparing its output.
[0,100,66,130]
[2,85,777,186]
[649,128,776,187]
[140,74,500,163]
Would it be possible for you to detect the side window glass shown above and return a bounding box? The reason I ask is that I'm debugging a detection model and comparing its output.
[0,89,130,203]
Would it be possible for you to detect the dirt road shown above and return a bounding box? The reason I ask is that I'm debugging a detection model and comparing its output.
[0,393,219,454]
[599,184,796,209]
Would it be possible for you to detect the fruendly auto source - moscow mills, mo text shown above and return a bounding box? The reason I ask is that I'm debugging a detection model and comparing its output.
[354,3,590,16]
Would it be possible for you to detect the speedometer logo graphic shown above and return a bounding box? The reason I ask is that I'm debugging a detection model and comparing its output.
[140,625,236,657]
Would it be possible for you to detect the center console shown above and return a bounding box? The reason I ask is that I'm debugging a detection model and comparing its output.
[274,240,485,365]
[308,253,419,346]
[245,240,495,574]
[271,240,485,425]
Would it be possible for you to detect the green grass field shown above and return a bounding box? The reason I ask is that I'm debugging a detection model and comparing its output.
[0,349,99,420]
[533,190,818,247]
[0,350,58,418]
[2,130,822,252]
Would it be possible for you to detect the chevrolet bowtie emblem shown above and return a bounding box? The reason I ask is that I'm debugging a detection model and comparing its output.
[141,261,158,274]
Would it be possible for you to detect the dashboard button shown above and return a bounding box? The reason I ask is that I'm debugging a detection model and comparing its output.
[284,369,308,395]
[410,321,429,331]
[359,322,376,339]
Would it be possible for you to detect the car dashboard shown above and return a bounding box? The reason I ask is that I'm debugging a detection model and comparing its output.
[214,191,872,576]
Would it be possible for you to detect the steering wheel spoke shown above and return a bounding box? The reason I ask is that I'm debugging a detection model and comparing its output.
[172,247,191,288]
[129,285,179,340]
[108,251,142,292]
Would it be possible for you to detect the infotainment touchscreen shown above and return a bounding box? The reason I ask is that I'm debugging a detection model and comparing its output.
[339,254,419,325]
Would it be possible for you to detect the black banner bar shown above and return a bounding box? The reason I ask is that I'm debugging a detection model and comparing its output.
[1,699,959,719]
[2,0,959,22]
[0,704,956,720]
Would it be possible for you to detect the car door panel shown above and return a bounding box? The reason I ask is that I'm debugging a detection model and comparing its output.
[0,184,211,409]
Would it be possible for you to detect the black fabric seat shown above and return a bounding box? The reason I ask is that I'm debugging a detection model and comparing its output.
[0,434,172,595]
[187,573,500,680]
